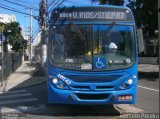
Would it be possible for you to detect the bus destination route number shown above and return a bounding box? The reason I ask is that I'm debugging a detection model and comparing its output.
[58,11,127,20]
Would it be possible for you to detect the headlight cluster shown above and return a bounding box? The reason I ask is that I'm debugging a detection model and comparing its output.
[118,75,136,90]
[50,77,69,90]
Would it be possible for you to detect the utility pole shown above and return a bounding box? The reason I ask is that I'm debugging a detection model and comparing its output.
[25,8,33,62]
[158,0,160,78]
[41,0,47,44]
[0,33,4,87]
[30,8,33,62]
[39,0,48,74]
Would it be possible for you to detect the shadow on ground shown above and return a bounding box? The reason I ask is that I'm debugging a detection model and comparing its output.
[27,104,120,116]
[138,72,159,81]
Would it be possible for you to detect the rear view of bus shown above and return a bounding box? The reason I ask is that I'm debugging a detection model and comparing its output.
[48,6,138,104]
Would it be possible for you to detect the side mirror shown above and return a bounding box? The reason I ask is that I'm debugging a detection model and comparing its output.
[137,28,144,53]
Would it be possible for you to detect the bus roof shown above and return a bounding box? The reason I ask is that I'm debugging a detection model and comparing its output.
[56,4,130,9]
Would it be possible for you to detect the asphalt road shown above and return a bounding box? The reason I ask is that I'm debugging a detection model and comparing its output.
[0,75,159,118]
[136,76,159,113]
[24,83,121,117]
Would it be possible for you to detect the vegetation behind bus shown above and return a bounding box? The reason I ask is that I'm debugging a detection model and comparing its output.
[100,0,158,57]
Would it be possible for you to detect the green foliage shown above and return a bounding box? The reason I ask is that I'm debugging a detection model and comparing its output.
[127,0,158,36]
[1,22,28,52]
[100,0,124,6]
[0,23,5,33]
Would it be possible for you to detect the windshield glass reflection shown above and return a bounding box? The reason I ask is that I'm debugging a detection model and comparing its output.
[49,24,135,70]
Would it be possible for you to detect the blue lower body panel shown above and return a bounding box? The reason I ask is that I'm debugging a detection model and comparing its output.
[48,83,137,105]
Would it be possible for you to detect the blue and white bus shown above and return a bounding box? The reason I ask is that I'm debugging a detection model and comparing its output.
[48,5,138,104]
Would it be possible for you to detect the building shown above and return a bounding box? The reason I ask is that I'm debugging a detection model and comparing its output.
[0,14,16,23]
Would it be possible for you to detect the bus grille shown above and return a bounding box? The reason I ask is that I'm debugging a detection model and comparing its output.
[76,93,110,100]
[70,85,115,91]
[65,75,121,83]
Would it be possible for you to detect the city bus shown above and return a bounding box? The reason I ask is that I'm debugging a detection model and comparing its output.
[47,5,138,104]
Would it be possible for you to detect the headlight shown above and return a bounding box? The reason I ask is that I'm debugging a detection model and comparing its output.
[118,75,136,90]
[128,79,133,85]
[57,82,65,89]
[52,78,58,84]
[50,77,69,90]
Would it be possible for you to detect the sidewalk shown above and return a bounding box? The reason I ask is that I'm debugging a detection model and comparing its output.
[138,64,159,78]
[0,61,46,92]
[138,64,159,73]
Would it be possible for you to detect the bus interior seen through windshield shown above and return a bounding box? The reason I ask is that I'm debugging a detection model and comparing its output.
[50,24,135,71]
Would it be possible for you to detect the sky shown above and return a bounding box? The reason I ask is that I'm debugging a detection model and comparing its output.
[0,0,93,41]
[0,0,128,43]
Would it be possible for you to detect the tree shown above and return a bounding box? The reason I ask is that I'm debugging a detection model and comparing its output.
[100,0,124,6]
[2,22,27,52]
[0,23,5,33]
[127,0,158,36]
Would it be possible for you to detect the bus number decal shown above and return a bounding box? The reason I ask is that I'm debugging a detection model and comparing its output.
[57,74,65,80]
[57,74,71,85]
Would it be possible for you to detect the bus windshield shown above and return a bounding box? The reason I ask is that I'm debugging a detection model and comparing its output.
[50,24,135,71]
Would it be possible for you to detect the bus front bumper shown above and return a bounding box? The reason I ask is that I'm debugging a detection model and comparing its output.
[48,84,137,105]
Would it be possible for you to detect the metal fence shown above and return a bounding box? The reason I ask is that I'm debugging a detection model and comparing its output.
[12,53,23,73]
[0,52,22,82]
[3,52,12,81]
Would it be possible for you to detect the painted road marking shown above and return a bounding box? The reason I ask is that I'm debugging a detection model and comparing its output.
[138,85,159,92]
[0,93,32,99]
[0,98,38,105]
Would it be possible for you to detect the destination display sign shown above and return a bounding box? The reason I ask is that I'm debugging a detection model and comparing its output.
[52,7,133,22]
[59,11,126,20]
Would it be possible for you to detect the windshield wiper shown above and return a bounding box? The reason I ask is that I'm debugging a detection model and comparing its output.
[106,23,115,43]
[69,22,85,42]
[69,22,86,55]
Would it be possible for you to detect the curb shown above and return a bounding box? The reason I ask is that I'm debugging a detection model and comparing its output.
[114,104,144,113]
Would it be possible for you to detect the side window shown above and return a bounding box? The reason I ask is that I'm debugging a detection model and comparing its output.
[49,27,55,61]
